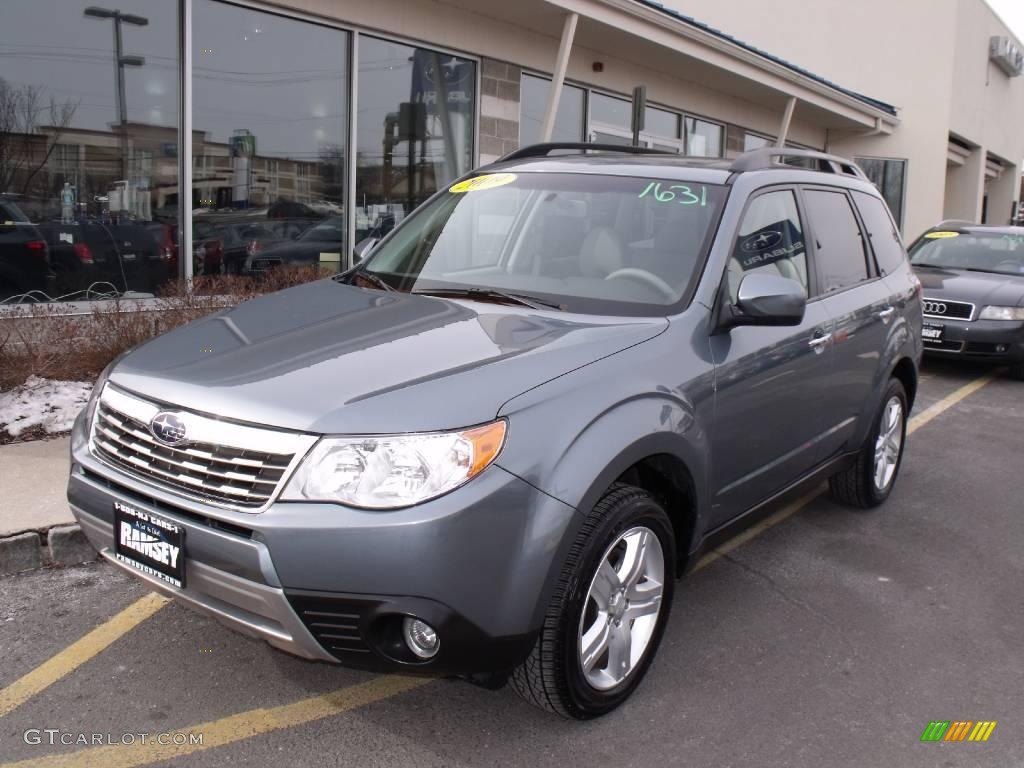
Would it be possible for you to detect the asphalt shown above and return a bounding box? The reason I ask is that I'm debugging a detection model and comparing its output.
[0,359,1021,768]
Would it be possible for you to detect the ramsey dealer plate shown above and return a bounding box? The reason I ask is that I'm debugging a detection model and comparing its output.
[113,501,186,588]
[922,322,945,342]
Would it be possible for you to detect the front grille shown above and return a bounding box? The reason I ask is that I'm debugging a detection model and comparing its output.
[287,594,372,656]
[923,297,974,320]
[92,400,295,508]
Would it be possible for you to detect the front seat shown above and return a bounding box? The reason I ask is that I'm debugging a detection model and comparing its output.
[578,227,625,278]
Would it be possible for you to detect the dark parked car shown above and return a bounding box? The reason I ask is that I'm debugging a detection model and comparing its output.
[0,199,51,301]
[909,222,1024,379]
[243,216,345,275]
[70,145,921,719]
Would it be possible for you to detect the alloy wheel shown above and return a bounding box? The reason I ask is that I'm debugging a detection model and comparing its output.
[577,526,665,691]
[873,395,904,491]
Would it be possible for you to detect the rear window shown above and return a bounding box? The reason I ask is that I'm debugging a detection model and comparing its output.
[803,189,871,294]
[852,191,906,276]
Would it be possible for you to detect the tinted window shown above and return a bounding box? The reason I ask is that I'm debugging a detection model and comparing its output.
[727,190,808,302]
[803,189,870,294]
[853,191,905,275]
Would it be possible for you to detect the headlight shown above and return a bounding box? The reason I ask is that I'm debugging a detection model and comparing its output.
[978,305,1024,321]
[282,420,507,509]
[85,352,127,422]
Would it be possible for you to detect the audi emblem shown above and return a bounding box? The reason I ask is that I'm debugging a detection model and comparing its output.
[923,301,947,315]
[150,411,188,446]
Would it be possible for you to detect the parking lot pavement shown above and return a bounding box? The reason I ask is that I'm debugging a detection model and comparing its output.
[0,362,1021,768]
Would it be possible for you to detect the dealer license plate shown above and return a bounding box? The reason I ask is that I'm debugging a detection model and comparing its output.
[922,322,945,342]
[113,502,185,588]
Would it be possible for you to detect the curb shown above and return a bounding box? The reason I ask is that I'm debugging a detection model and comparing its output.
[0,524,99,576]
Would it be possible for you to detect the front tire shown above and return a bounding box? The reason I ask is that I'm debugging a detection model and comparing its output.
[829,378,908,508]
[510,483,675,719]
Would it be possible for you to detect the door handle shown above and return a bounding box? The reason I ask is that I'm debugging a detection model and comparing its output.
[808,332,832,351]
[878,307,895,322]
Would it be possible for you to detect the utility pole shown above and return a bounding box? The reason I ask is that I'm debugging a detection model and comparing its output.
[84,7,148,183]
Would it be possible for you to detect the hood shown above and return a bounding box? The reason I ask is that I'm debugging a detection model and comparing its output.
[111,279,667,434]
[914,266,1024,308]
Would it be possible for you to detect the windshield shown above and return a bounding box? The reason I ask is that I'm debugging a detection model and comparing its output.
[354,172,727,315]
[909,231,1024,276]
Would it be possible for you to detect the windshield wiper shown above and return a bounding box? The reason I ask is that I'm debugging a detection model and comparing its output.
[339,269,394,291]
[412,287,563,310]
[962,267,1015,275]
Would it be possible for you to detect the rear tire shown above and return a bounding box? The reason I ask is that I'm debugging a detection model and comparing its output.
[829,378,907,509]
[510,483,675,719]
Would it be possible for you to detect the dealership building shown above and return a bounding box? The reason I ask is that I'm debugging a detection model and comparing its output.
[2,0,1023,292]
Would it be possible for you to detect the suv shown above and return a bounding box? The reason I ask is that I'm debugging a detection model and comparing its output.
[68,145,922,719]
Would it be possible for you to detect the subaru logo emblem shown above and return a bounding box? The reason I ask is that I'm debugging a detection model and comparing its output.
[741,230,783,253]
[150,411,188,445]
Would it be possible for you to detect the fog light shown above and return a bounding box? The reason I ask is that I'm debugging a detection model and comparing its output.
[996,344,1008,353]
[402,617,440,659]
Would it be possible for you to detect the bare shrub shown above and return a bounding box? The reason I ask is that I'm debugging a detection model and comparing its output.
[0,265,327,388]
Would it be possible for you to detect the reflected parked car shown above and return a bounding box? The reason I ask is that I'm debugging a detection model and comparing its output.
[243,216,346,275]
[0,199,51,301]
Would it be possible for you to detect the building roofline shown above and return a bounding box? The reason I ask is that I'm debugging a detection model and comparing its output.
[630,0,898,116]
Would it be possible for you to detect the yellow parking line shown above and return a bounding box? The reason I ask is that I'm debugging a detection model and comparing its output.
[907,372,996,433]
[0,676,431,768]
[0,593,168,719]
[695,371,995,572]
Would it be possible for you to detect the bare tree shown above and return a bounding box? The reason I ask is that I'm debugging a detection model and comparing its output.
[0,78,78,197]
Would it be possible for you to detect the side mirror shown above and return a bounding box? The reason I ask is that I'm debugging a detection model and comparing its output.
[721,273,806,329]
[352,236,379,263]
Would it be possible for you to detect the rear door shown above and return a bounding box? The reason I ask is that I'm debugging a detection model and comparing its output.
[801,186,895,450]
[709,187,836,524]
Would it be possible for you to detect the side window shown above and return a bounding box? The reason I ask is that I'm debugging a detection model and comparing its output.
[803,189,870,294]
[727,190,808,302]
[852,191,906,276]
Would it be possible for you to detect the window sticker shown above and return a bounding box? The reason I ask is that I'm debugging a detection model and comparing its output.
[449,173,518,194]
[637,181,708,206]
[924,231,960,239]
[735,220,804,271]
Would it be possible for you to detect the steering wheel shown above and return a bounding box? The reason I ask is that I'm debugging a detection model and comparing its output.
[994,260,1023,274]
[604,268,677,301]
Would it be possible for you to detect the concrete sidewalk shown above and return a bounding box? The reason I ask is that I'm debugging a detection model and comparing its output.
[0,436,94,575]
[0,436,74,536]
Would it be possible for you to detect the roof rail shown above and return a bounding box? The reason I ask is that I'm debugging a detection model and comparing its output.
[498,142,672,163]
[934,219,975,229]
[730,147,868,180]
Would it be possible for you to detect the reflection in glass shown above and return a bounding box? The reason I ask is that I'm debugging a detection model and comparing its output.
[743,132,772,152]
[685,117,723,157]
[191,0,348,276]
[355,37,475,253]
[0,0,178,301]
[520,74,585,145]
[644,107,679,140]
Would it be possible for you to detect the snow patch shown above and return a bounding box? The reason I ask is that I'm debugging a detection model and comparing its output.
[0,376,93,438]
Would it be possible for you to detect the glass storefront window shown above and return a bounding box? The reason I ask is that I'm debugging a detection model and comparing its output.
[744,132,772,152]
[685,117,723,157]
[589,92,631,130]
[191,1,349,276]
[0,0,178,302]
[355,37,475,252]
[520,74,585,145]
[855,157,907,230]
[645,107,679,140]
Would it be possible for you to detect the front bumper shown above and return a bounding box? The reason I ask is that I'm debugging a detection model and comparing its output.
[922,317,1024,362]
[68,410,578,675]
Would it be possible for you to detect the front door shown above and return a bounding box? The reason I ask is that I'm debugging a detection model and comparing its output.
[709,188,835,526]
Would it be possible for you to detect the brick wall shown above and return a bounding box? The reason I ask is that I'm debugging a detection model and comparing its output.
[479,58,521,164]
